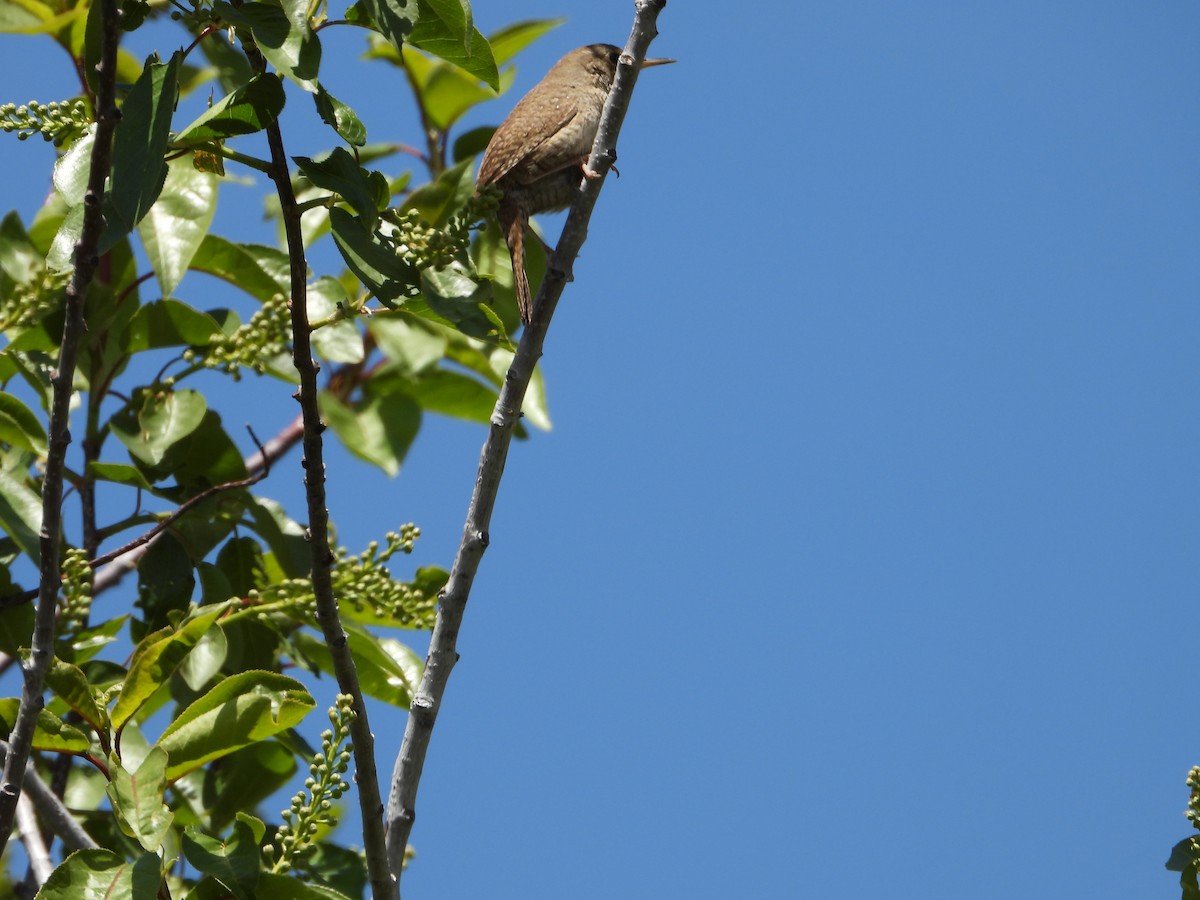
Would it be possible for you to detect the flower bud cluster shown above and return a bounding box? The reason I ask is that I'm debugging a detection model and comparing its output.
[267,694,357,872]
[184,293,291,379]
[0,99,90,145]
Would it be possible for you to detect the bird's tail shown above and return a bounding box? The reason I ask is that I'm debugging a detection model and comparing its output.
[502,206,532,324]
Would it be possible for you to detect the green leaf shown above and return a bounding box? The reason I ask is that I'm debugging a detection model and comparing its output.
[174,74,287,145]
[46,204,85,272]
[309,275,364,363]
[355,0,416,52]
[255,871,355,899]
[401,47,513,131]
[367,316,447,373]
[178,624,228,691]
[135,533,196,628]
[52,126,94,206]
[111,602,234,732]
[329,206,417,305]
[108,747,174,852]
[314,85,366,146]
[243,497,309,579]
[410,0,497,90]
[420,261,495,340]
[292,626,419,707]
[488,18,563,65]
[215,1,321,91]
[87,461,154,490]
[189,235,291,303]
[128,299,223,352]
[0,211,40,283]
[319,389,419,476]
[0,698,91,752]
[138,156,218,296]
[401,156,473,226]
[64,615,128,664]
[155,671,315,781]
[293,148,387,223]
[402,368,495,423]
[0,604,34,658]
[0,469,40,559]
[45,658,109,734]
[0,393,47,456]
[182,818,262,900]
[37,849,161,900]
[105,53,180,245]
[110,388,208,466]
[202,745,296,831]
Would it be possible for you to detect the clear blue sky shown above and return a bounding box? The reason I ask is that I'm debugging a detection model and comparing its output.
[2,2,1198,897]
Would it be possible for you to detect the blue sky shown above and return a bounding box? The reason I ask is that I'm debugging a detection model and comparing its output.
[2,2,1198,897]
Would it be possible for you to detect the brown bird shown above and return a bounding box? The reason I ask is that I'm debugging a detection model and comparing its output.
[476,43,674,324]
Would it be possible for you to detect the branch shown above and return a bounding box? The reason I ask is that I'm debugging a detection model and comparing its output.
[0,741,97,853]
[243,42,397,900]
[0,0,122,852]
[16,796,52,887]
[383,0,670,882]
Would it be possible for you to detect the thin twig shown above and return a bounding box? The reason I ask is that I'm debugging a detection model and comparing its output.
[0,0,123,853]
[382,0,671,884]
[87,428,268,569]
[243,36,397,900]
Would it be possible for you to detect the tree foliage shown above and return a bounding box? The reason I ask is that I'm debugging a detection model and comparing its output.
[0,0,563,895]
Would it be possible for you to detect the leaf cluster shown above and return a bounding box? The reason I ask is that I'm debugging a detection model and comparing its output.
[0,0,565,895]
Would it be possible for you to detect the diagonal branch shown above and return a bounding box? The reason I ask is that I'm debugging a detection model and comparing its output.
[383,0,670,884]
[0,0,123,852]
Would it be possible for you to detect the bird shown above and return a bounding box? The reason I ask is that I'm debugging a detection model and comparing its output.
[476,43,674,324]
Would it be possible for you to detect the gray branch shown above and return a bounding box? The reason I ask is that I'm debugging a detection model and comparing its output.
[0,0,122,852]
[242,35,396,900]
[383,0,670,885]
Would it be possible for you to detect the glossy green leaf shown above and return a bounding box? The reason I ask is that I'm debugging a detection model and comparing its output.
[110,388,208,466]
[107,747,174,852]
[314,85,366,146]
[403,47,513,131]
[0,0,51,32]
[46,203,84,272]
[182,818,261,900]
[178,624,227,691]
[111,602,234,732]
[0,604,33,658]
[0,393,47,456]
[138,156,218,296]
[0,698,91,752]
[420,262,495,340]
[174,74,287,145]
[410,0,497,90]
[155,671,315,781]
[45,658,109,734]
[0,469,40,559]
[319,389,419,476]
[292,626,419,707]
[105,53,180,244]
[294,148,386,223]
[329,206,417,305]
[37,849,161,900]
[355,0,416,52]
[52,126,94,206]
[309,275,364,363]
[215,1,320,90]
[189,235,291,303]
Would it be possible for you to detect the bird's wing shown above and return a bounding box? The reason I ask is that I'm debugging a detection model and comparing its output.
[477,100,582,187]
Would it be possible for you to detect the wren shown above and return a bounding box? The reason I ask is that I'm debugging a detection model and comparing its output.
[476,43,674,324]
